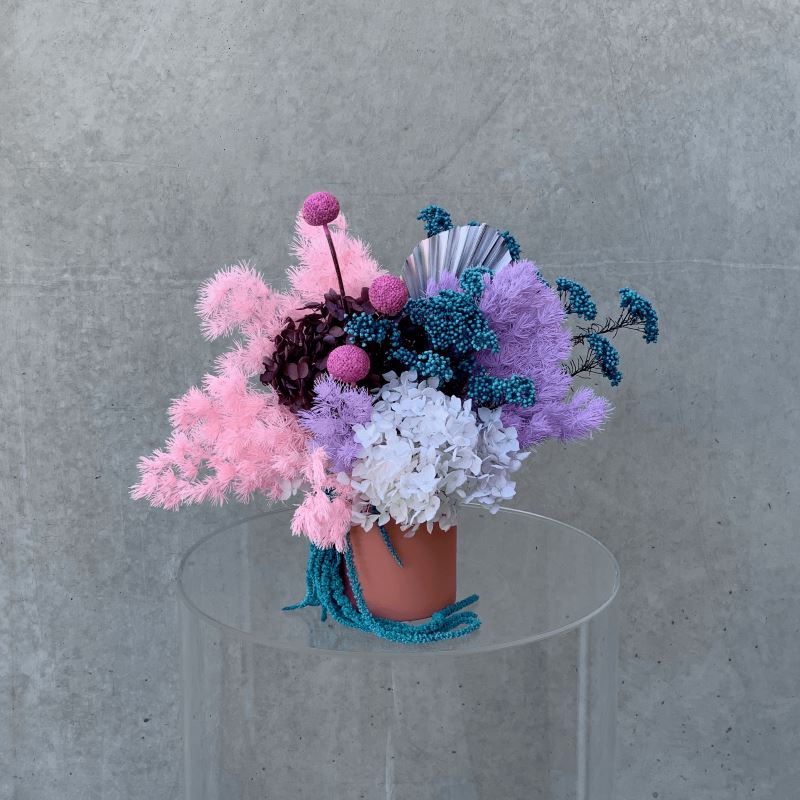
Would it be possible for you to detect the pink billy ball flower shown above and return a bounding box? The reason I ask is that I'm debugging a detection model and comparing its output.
[326,344,371,383]
[368,274,409,316]
[301,191,340,227]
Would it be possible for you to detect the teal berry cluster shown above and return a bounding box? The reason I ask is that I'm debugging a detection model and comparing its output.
[499,230,521,261]
[459,266,493,299]
[557,278,597,321]
[566,282,658,383]
[393,347,455,383]
[619,287,659,343]
[346,293,490,389]
[467,370,536,408]
[587,333,622,386]
[418,207,520,261]
[406,290,499,354]
[346,267,536,408]
[344,312,401,348]
[417,205,454,237]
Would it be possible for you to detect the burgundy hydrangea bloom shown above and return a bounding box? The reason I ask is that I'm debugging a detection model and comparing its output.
[260,288,375,410]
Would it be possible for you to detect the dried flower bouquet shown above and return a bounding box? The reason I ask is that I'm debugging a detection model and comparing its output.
[133,193,658,641]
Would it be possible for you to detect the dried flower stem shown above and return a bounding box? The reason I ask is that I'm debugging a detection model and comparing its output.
[567,352,600,378]
[322,222,347,306]
[571,309,644,345]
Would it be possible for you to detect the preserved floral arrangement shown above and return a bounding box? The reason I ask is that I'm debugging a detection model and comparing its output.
[133,193,658,643]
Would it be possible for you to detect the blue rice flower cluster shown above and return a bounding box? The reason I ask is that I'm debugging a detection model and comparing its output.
[392,347,455,383]
[587,333,622,386]
[499,230,521,261]
[459,267,493,300]
[344,312,401,347]
[406,291,499,354]
[619,287,659,343]
[467,370,536,408]
[556,278,597,321]
[417,205,454,237]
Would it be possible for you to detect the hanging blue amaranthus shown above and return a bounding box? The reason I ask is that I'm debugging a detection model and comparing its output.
[283,534,481,644]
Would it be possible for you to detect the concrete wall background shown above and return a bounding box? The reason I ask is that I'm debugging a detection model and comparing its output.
[2,1,799,798]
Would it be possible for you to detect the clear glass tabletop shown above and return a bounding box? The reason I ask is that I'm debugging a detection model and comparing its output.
[178,505,619,658]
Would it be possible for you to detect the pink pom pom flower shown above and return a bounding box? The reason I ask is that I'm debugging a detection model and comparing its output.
[326,344,371,383]
[301,192,340,227]
[368,274,409,316]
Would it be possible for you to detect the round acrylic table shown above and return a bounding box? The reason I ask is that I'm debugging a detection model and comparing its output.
[178,506,620,800]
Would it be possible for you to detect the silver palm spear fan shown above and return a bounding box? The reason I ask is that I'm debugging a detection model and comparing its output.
[402,224,514,298]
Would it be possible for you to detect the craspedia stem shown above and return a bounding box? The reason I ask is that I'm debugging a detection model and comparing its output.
[322,222,347,302]
[301,192,348,309]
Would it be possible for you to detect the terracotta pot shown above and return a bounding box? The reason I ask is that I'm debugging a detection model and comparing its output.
[343,519,457,621]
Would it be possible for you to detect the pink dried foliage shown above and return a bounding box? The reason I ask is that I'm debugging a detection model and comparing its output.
[131,216,383,532]
[133,219,384,529]
[132,367,310,509]
[132,262,314,509]
[288,212,386,301]
[196,262,293,376]
[290,448,356,552]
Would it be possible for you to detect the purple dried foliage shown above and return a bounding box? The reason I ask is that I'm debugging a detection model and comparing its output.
[297,376,373,472]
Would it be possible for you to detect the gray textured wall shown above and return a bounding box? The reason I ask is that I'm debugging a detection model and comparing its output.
[2,1,799,798]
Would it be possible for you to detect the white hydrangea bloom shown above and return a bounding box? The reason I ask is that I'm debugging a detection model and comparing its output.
[342,371,527,534]
[457,406,528,510]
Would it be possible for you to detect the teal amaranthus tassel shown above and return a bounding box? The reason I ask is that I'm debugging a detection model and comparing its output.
[378,523,404,567]
[283,536,481,644]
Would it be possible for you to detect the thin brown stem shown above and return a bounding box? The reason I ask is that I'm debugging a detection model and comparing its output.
[322,222,347,309]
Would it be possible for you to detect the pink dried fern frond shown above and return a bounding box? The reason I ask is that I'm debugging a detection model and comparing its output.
[197,262,277,339]
[290,448,356,552]
[132,369,311,509]
[132,259,314,509]
[196,263,296,378]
